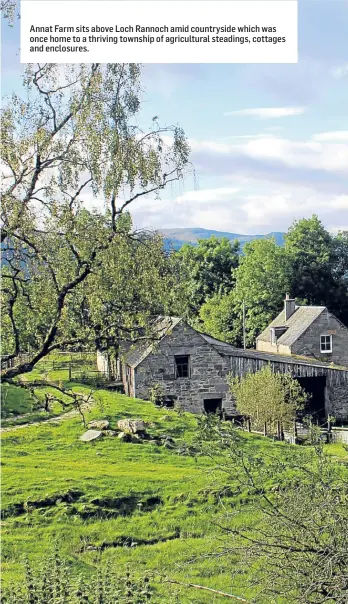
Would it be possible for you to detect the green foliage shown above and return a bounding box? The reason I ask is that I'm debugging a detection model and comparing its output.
[232,237,291,346]
[1,0,16,25]
[285,215,348,325]
[229,365,308,432]
[2,369,347,602]
[176,236,240,316]
[1,384,35,418]
[149,383,165,406]
[199,237,290,347]
[190,216,348,348]
[199,291,239,344]
[1,63,189,381]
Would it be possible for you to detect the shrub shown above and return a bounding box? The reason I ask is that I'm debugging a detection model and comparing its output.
[229,365,308,433]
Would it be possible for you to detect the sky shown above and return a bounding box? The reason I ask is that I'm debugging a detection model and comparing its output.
[2,0,348,235]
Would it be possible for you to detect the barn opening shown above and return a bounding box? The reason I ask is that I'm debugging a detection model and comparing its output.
[296,376,326,424]
[162,395,176,409]
[204,398,222,415]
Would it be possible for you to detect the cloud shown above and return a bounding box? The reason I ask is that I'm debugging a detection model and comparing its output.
[127,133,348,233]
[130,184,348,236]
[224,107,306,119]
[220,133,278,140]
[331,63,348,79]
[124,133,348,200]
[176,187,240,204]
[312,131,348,142]
[263,126,283,132]
[188,134,348,195]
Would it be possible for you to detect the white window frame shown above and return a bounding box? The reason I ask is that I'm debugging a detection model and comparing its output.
[320,334,332,353]
[270,328,276,346]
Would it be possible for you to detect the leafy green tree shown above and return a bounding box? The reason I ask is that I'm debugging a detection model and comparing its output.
[199,291,241,345]
[330,230,348,325]
[176,236,240,315]
[231,237,290,346]
[284,216,348,324]
[229,365,307,432]
[1,63,189,385]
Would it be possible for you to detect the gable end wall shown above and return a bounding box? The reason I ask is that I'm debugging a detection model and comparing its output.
[291,311,348,367]
[134,322,235,414]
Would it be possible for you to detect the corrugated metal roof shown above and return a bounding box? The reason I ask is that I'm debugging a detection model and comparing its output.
[257,306,325,347]
[227,346,347,371]
[126,316,182,368]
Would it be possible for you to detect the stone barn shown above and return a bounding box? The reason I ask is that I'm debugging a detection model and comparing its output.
[97,316,348,424]
[119,316,237,415]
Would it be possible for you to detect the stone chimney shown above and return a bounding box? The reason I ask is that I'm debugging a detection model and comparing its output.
[284,293,296,321]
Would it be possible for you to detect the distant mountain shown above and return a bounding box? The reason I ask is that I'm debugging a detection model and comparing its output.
[159,228,285,251]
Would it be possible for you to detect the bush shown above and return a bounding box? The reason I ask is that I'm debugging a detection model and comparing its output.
[229,365,308,433]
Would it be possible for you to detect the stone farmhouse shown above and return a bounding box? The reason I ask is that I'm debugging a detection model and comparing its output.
[97,310,348,425]
[257,294,348,367]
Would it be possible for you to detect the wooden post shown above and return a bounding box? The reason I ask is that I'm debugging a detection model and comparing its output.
[276,420,284,441]
[247,418,251,432]
[68,363,72,381]
[263,422,267,437]
[280,422,284,441]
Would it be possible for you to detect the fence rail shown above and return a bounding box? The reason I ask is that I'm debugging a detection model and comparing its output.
[1,353,30,371]
[70,369,123,390]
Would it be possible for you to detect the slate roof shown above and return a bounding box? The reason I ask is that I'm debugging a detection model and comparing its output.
[200,333,237,355]
[256,305,326,348]
[122,315,347,375]
[125,319,237,368]
[125,316,182,368]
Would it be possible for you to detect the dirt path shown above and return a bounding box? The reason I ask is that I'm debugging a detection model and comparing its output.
[1,399,94,433]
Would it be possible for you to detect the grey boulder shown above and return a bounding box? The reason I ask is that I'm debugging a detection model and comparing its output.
[80,430,103,442]
[87,420,110,430]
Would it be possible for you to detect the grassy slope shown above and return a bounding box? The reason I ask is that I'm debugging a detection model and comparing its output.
[1,362,347,602]
[1,355,97,427]
[0,389,274,602]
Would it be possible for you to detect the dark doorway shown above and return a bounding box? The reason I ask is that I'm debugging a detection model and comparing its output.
[163,396,176,409]
[296,376,326,424]
[204,398,222,415]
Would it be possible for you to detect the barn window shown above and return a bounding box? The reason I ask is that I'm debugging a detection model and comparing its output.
[320,334,332,353]
[175,355,190,378]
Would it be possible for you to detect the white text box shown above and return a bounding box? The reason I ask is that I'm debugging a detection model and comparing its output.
[21,0,298,64]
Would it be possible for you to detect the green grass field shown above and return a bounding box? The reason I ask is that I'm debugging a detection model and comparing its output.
[1,356,347,602]
[1,353,97,427]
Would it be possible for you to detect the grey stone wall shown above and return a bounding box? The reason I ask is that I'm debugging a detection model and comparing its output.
[134,322,235,414]
[292,310,348,367]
